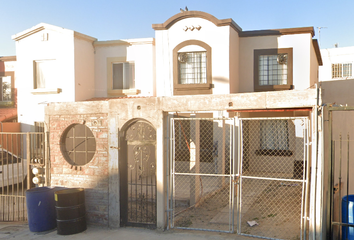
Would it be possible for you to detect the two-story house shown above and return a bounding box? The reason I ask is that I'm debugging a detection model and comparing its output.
[12,10,328,240]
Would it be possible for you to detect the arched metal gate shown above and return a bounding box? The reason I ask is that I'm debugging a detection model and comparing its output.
[120,120,157,228]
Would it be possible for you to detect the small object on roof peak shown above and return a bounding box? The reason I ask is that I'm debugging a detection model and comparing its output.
[180,6,188,12]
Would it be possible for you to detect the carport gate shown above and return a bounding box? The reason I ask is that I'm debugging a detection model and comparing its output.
[327,106,354,240]
[169,116,309,240]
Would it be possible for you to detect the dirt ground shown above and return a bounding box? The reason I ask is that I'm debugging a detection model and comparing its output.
[173,179,305,240]
[174,185,231,232]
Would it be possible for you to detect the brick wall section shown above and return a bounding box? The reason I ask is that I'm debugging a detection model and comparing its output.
[49,113,109,226]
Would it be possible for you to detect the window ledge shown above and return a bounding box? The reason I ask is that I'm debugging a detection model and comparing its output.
[254,84,294,92]
[174,83,213,91]
[108,89,141,96]
[31,88,62,95]
[255,149,293,156]
[0,101,15,107]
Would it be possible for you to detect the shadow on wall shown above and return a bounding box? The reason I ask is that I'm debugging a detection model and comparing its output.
[212,76,228,83]
[52,169,112,226]
[320,79,354,106]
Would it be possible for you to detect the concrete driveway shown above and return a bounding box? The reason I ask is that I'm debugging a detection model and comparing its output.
[0,222,254,240]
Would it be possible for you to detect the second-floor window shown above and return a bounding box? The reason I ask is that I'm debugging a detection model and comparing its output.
[332,63,352,79]
[259,54,288,86]
[34,60,55,89]
[178,52,207,84]
[112,62,135,90]
[254,48,293,92]
[0,76,11,101]
[173,40,212,95]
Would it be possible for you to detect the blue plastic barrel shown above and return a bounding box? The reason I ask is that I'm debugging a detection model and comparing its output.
[26,187,56,232]
[342,195,354,240]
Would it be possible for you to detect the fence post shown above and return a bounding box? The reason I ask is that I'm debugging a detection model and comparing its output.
[45,132,49,186]
[189,117,200,206]
[26,133,31,189]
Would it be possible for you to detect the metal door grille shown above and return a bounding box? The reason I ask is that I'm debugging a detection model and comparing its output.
[0,132,45,222]
[121,121,157,227]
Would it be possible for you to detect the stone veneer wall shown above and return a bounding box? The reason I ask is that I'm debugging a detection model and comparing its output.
[49,113,109,226]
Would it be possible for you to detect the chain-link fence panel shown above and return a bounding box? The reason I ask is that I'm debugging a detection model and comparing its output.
[172,175,233,231]
[240,118,307,179]
[172,118,234,175]
[170,118,235,232]
[238,117,308,240]
[238,178,303,239]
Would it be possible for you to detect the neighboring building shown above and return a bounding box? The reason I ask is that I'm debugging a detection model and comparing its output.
[319,46,354,82]
[12,24,155,132]
[94,38,155,98]
[0,56,17,124]
[12,10,335,240]
[12,23,97,132]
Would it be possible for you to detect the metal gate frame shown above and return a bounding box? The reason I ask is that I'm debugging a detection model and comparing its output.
[168,116,310,239]
[327,106,354,239]
[119,120,157,228]
[168,117,236,233]
[238,117,310,240]
[0,132,46,222]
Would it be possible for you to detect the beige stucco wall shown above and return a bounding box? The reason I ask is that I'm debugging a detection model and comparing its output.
[229,28,239,93]
[155,18,231,96]
[310,42,319,88]
[239,33,314,93]
[74,36,96,101]
[45,89,317,229]
[94,39,155,98]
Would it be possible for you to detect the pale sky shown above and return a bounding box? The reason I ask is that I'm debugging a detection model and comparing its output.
[1,0,353,57]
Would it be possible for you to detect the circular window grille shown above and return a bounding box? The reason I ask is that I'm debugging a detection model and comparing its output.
[60,124,96,166]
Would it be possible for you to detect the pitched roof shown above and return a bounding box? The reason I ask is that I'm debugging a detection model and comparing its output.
[12,23,96,42]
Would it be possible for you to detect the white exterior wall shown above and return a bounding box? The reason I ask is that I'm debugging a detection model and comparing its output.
[155,18,231,96]
[319,46,354,82]
[14,25,76,131]
[94,39,155,98]
[239,33,314,92]
[74,37,96,101]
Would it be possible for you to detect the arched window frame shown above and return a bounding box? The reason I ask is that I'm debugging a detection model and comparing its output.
[173,40,212,95]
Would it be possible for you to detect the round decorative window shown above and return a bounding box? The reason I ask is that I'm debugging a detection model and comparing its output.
[60,124,96,166]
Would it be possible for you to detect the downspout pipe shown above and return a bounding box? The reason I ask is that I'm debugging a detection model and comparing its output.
[313,84,320,240]
[320,104,325,240]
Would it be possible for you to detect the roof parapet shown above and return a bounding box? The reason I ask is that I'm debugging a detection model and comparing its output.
[152,11,242,33]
